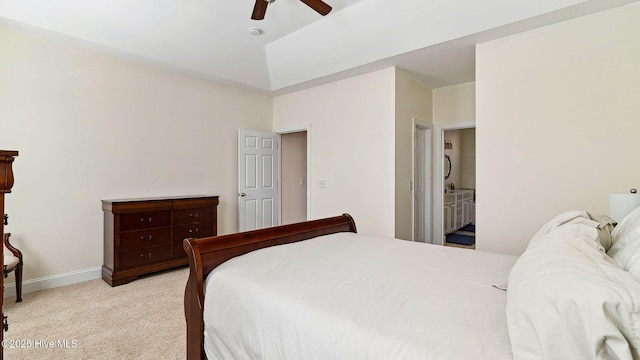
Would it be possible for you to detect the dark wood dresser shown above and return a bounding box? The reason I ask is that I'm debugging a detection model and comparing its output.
[102,195,219,286]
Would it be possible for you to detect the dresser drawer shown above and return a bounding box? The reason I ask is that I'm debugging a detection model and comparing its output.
[119,210,171,231]
[119,227,171,251]
[173,222,214,243]
[173,207,213,225]
[119,245,172,270]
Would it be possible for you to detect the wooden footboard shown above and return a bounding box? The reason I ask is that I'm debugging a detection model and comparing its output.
[183,214,357,360]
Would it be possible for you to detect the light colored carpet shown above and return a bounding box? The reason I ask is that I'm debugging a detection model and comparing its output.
[3,267,188,360]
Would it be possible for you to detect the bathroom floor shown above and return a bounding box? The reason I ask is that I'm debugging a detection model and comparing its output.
[445,224,476,249]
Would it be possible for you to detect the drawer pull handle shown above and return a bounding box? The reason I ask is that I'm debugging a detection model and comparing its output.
[140,253,152,259]
[189,213,199,218]
[188,228,199,234]
[140,235,153,241]
[140,217,152,223]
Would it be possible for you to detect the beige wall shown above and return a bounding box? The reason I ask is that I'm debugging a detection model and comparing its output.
[444,128,476,190]
[394,69,433,241]
[0,25,273,282]
[476,3,640,255]
[280,131,307,225]
[273,68,396,237]
[433,82,475,125]
[460,129,476,190]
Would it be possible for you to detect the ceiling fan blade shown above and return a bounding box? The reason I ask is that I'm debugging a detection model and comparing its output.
[299,0,332,16]
[251,0,268,20]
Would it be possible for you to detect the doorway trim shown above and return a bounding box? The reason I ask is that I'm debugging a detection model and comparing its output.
[434,122,475,245]
[273,123,311,223]
[412,117,432,243]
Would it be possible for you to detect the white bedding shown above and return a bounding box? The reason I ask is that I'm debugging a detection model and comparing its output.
[507,211,640,360]
[203,232,518,360]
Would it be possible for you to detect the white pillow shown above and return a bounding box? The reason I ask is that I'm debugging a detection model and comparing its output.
[610,206,640,251]
[507,219,640,360]
[609,207,640,282]
[613,240,640,283]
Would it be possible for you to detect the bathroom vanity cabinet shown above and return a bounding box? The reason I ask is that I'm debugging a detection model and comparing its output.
[444,190,474,234]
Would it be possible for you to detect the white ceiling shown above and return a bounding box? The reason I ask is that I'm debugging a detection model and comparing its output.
[0,0,636,95]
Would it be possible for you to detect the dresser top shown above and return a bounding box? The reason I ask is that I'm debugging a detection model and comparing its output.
[0,150,18,157]
[102,195,218,204]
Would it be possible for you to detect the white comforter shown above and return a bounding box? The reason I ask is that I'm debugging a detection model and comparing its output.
[506,211,640,360]
[203,233,517,360]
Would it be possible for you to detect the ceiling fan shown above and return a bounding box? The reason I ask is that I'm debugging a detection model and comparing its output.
[251,0,332,20]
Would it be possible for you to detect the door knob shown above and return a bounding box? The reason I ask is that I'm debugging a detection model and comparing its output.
[240,192,246,197]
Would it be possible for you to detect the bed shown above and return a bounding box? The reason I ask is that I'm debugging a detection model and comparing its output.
[184,212,640,360]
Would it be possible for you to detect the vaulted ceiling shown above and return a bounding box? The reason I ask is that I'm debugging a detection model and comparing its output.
[0,0,635,94]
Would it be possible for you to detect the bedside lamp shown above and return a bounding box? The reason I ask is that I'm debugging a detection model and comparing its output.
[609,188,640,222]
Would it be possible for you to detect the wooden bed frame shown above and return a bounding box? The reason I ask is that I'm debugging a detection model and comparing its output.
[183,214,357,360]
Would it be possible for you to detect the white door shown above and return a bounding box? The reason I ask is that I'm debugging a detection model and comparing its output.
[238,129,279,232]
[414,125,433,243]
[414,127,426,243]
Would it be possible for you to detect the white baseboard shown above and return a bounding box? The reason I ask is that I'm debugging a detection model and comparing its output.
[3,267,102,300]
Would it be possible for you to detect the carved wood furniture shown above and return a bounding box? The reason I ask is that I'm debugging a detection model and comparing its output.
[3,233,23,302]
[183,214,357,360]
[102,195,219,286]
[0,150,18,360]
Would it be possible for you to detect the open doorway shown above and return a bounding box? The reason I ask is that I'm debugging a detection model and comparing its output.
[280,131,308,225]
[440,127,476,248]
[238,126,310,231]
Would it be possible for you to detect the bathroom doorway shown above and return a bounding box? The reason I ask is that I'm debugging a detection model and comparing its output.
[435,126,476,247]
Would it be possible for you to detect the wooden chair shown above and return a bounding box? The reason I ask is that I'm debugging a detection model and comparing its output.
[3,233,23,302]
